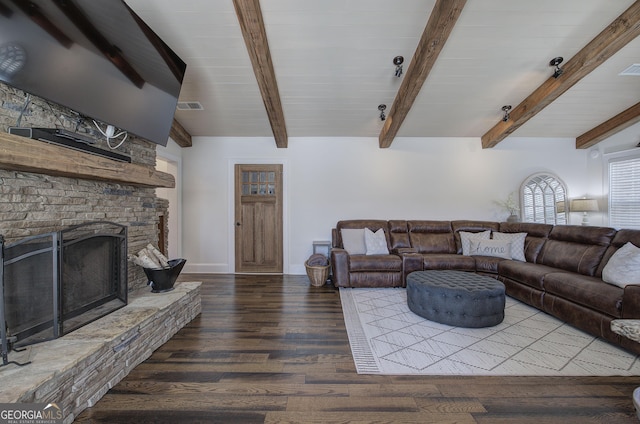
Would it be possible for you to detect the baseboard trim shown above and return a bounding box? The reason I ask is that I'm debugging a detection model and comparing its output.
[183,263,308,275]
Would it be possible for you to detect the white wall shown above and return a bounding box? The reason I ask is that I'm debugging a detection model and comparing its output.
[180,135,604,275]
[156,138,184,259]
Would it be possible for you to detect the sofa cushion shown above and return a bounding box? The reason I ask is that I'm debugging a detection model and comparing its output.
[365,228,389,255]
[492,232,526,261]
[348,254,402,272]
[388,220,411,251]
[498,260,559,290]
[537,225,616,276]
[349,272,402,288]
[542,295,618,344]
[421,254,476,271]
[474,255,506,274]
[622,285,640,319]
[602,242,640,287]
[544,272,623,318]
[341,229,366,254]
[407,220,456,254]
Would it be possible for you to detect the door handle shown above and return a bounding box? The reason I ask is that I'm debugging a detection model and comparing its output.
[236,222,241,226]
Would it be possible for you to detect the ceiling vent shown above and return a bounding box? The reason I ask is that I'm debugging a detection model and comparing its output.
[176,101,204,110]
[619,64,640,76]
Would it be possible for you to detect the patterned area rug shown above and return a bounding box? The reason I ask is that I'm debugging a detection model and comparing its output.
[340,287,640,376]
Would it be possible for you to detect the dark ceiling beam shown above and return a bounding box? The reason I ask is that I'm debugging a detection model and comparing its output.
[576,101,640,149]
[378,0,466,149]
[233,0,288,148]
[10,0,72,47]
[125,2,185,83]
[52,0,145,89]
[169,118,192,148]
[482,1,640,149]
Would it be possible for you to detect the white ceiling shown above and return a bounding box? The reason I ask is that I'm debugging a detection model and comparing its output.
[125,0,640,143]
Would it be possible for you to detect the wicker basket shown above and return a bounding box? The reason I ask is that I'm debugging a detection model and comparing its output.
[305,261,330,287]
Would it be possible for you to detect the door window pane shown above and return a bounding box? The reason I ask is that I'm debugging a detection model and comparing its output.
[241,170,277,196]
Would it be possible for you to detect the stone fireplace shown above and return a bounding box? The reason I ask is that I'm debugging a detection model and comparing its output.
[0,84,197,423]
[0,83,170,291]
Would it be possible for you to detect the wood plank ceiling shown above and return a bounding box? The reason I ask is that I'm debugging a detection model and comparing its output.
[481,1,640,148]
[126,0,640,149]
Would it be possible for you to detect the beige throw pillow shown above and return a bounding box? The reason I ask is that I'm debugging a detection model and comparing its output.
[603,242,640,288]
[365,228,389,255]
[459,230,491,256]
[492,232,527,261]
[469,239,512,259]
[341,228,366,254]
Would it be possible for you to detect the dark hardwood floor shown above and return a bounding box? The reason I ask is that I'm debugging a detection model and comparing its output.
[75,274,640,423]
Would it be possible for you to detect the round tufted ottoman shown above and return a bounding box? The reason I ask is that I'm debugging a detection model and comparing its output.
[407,270,505,328]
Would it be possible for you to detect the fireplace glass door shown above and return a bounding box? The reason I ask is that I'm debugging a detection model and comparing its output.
[1,221,127,349]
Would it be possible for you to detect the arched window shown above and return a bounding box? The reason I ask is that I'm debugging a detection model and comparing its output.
[520,173,568,225]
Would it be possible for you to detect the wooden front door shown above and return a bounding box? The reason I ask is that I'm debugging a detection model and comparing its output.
[234,164,283,273]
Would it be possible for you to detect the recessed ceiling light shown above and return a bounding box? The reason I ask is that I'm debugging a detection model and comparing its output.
[619,64,640,76]
[176,101,204,110]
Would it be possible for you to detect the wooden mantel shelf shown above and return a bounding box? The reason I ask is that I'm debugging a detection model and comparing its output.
[0,132,175,188]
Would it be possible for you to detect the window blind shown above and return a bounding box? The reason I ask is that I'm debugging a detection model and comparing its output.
[609,155,640,229]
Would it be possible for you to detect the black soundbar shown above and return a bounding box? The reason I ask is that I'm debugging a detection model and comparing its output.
[7,127,132,163]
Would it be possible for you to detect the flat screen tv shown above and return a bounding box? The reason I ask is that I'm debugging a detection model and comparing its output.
[0,0,186,146]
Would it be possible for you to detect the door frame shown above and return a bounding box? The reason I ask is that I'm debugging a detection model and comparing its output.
[228,158,289,273]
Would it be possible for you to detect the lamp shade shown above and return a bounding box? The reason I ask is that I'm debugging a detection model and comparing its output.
[570,198,599,213]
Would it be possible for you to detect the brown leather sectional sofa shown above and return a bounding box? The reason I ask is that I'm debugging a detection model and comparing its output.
[330,219,640,354]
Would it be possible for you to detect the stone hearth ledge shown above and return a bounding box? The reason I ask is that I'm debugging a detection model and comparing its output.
[0,281,201,423]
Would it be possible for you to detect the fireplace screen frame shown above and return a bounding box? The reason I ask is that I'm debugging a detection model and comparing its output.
[1,221,127,366]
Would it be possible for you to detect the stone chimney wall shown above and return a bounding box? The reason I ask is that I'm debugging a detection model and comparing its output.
[0,83,169,291]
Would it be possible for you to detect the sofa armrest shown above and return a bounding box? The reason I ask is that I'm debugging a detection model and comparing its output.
[622,285,640,319]
[330,248,350,287]
[402,253,423,286]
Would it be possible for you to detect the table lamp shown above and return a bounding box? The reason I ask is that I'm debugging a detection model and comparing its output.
[570,198,599,226]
